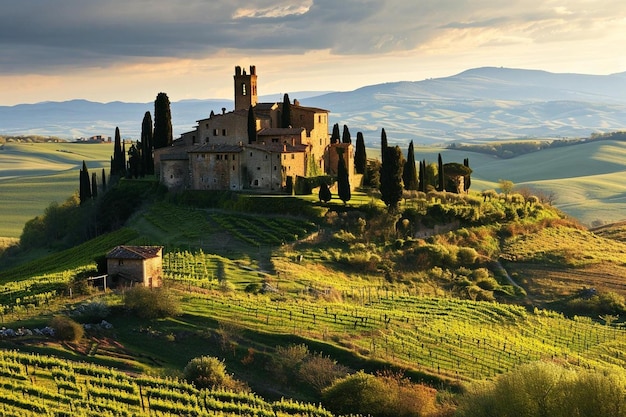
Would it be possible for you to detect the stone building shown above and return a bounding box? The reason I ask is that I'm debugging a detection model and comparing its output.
[156,65,356,192]
[105,246,163,288]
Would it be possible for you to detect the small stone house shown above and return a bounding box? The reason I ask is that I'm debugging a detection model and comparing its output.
[105,246,163,289]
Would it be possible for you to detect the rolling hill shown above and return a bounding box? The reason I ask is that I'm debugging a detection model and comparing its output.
[1,67,625,145]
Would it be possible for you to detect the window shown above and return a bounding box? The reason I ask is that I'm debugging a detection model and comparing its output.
[241,83,247,96]
[222,129,227,136]
[318,115,321,123]
[118,259,123,266]
[225,155,229,160]
[272,138,279,143]
[257,167,261,170]
[250,152,253,157]
[232,155,236,160]
[213,129,219,136]
[274,165,277,171]
[233,165,235,171]
[291,154,295,159]
[205,123,209,128]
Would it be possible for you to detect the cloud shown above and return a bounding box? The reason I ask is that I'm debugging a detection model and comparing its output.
[1,0,625,75]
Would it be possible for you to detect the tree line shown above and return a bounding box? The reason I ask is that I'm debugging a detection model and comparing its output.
[322,123,472,210]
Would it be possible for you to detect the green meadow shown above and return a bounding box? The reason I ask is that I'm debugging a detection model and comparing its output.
[0,142,112,237]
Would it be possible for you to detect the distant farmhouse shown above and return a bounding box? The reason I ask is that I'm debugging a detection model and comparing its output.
[105,245,163,289]
[156,65,356,192]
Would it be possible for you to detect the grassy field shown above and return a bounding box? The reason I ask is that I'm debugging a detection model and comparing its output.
[0,142,112,238]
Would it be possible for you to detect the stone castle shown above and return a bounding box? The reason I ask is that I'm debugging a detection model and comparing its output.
[156,65,355,192]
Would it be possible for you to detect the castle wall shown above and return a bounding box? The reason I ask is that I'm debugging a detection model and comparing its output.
[197,112,248,146]
[189,149,243,190]
[160,158,189,190]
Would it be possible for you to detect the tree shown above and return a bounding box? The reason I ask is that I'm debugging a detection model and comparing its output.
[443,162,472,193]
[341,124,351,144]
[380,128,388,164]
[464,157,471,191]
[79,160,92,204]
[330,123,340,144]
[379,145,404,210]
[337,150,351,204]
[153,92,173,149]
[402,140,418,190]
[124,286,180,319]
[281,93,291,128]
[247,105,257,144]
[91,172,98,199]
[498,179,514,197]
[437,153,444,192]
[127,143,141,179]
[141,111,154,175]
[101,168,106,192]
[318,182,332,202]
[418,159,426,192]
[354,132,367,174]
[111,127,125,176]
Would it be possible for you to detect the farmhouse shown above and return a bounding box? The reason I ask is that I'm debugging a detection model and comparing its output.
[156,65,356,192]
[105,246,163,289]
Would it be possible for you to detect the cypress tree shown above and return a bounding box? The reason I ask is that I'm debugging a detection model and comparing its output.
[379,146,404,210]
[79,160,92,204]
[318,182,332,202]
[281,93,291,128]
[141,111,154,175]
[337,151,351,204]
[402,140,418,190]
[91,172,98,199]
[437,153,444,192]
[153,92,173,149]
[464,157,471,192]
[330,123,340,144]
[354,132,367,174]
[112,127,122,176]
[418,160,425,192]
[102,168,107,191]
[121,140,127,177]
[381,128,388,164]
[247,105,257,144]
[341,125,351,144]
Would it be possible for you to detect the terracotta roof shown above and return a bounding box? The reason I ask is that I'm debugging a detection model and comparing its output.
[247,142,308,153]
[106,246,162,260]
[188,144,244,153]
[257,127,305,136]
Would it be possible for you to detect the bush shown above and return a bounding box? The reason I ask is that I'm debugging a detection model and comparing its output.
[297,353,349,393]
[183,356,246,391]
[124,286,181,319]
[322,370,438,417]
[49,316,84,342]
[456,361,626,417]
[71,300,110,323]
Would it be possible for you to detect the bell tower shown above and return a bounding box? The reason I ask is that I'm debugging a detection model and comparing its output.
[234,65,258,111]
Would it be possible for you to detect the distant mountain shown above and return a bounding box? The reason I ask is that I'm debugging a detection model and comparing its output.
[2,68,625,146]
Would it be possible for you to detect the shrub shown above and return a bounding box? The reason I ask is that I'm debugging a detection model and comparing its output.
[49,315,84,342]
[322,370,438,417]
[297,353,350,393]
[456,361,626,417]
[183,356,247,391]
[71,300,110,323]
[124,286,181,319]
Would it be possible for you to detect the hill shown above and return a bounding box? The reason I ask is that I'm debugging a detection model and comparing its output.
[1,67,625,145]
[0,181,624,416]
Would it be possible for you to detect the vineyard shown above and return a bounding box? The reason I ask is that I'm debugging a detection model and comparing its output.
[0,350,333,416]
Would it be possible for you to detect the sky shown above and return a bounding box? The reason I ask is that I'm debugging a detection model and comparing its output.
[2,0,626,106]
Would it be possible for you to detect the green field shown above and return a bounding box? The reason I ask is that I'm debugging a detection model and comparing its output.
[0,142,112,238]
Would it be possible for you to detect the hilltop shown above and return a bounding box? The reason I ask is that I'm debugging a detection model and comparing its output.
[0,177,624,416]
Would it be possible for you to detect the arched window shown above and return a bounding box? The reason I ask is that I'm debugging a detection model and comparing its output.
[241,83,247,96]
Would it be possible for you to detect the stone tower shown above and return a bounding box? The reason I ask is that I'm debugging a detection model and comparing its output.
[234,65,257,111]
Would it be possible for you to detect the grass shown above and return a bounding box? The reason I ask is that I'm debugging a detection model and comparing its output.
[0,142,111,238]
